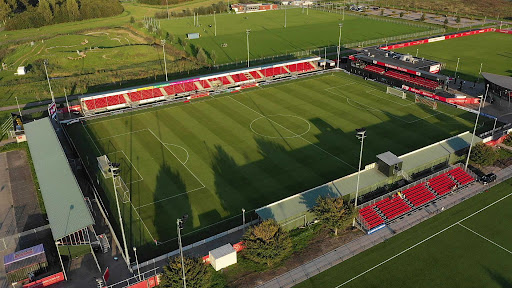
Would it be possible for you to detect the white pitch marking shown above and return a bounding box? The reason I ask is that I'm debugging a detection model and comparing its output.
[163,143,190,164]
[458,223,512,255]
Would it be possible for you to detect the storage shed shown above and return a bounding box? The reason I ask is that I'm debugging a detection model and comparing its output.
[209,244,237,271]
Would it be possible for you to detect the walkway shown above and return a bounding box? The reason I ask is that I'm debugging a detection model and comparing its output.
[257,165,512,288]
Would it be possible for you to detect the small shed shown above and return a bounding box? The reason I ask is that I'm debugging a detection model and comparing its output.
[209,244,237,271]
[4,244,48,283]
[376,151,403,177]
[17,66,26,75]
[187,33,200,39]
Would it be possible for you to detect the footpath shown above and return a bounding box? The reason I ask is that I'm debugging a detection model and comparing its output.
[256,165,512,288]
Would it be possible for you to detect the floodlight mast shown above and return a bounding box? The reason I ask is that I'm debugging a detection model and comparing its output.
[246,29,251,67]
[177,214,189,288]
[353,128,366,226]
[110,164,131,272]
[337,23,343,69]
[465,85,489,171]
[162,39,168,82]
[43,60,55,102]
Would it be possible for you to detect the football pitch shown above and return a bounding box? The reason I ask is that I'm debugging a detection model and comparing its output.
[394,32,512,81]
[294,178,512,288]
[66,72,491,256]
[161,8,431,64]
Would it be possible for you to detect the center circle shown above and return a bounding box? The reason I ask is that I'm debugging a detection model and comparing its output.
[250,114,311,139]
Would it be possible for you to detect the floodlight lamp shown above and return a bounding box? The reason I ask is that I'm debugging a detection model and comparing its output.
[339,23,343,27]
[356,127,366,137]
[182,214,189,222]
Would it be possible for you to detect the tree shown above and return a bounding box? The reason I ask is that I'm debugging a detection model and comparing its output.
[420,13,426,21]
[242,220,292,267]
[66,0,79,21]
[455,15,461,23]
[38,0,54,24]
[130,16,135,23]
[196,47,207,64]
[159,256,212,288]
[166,32,174,44]
[444,17,449,25]
[470,143,498,167]
[399,11,404,17]
[0,1,12,25]
[312,196,353,236]
[380,9,384,16]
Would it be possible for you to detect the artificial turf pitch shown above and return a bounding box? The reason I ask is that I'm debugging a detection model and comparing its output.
[161,8,431,64]
[294,178,512,288]
[394,32,512,81]
[66,72,491,256]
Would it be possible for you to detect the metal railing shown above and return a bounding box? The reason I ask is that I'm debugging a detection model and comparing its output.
[106,267,159,288]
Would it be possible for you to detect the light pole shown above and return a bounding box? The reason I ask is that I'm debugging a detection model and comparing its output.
[166,0,169,19]
[162,39,168,81]
[177,214,189,288]
[465,85,489,171]
[337,23,343,69]
[284,5,287,28]
[110,163,131,271]
[214,11,217,36]
[454,57,460,80]
[242,208,246,232]
[133,247,141,281]
[43,60,55,102]
[246,29,251,68]
[354,128,366,210]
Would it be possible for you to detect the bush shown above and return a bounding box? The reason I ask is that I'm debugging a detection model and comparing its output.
[242,220,292,267]
[470,143,498,166]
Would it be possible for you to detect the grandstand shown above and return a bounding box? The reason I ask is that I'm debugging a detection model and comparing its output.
[358,166,476,232]
[345,48,480,105]
[78,57,320,115]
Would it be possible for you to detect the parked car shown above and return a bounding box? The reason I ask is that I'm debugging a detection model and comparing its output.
[480,173,497,185]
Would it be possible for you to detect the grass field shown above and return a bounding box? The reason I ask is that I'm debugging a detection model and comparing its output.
[161,8,431,64]
[394,32,512,81]
[65,71,491,258]
[295,178,512,288]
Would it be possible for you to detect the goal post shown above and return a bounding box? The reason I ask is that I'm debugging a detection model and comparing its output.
[415,95,438,110]
[386,87,406,99]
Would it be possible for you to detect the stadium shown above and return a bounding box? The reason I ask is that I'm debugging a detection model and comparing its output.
[5,7,512,287]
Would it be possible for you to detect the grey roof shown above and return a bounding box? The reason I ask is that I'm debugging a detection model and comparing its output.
[377,151,402,166]
[482,72,512,91]
[25,118,94,241]
[256,132,478,223]
[210,244,235,259]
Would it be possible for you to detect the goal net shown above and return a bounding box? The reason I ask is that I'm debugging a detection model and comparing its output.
[114,176,130,203]
[415,95,438,110]
[386,87,406,99]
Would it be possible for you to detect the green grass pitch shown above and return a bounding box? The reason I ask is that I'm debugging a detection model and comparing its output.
[161,8,431,64]
[294,178,512,288]
[65,72,491,257]
[394,32,512,81]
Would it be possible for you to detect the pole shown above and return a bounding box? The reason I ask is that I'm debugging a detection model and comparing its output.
[284,6,287,28]
[242,208,246,232]
[355,134,365,208]
[64,89,71,119]
[166,0,169,19]
[307,4,309,15]
[337,23,342,69]
[15,96,22,120]
[112,169,131,272]
[177,219,187,288]
[454,57,460,79]
[214,11,217,36]
[43,60,55,102]
[133,247,141,281]
[162,40,168,82]
[246,29,250,68]
[492,117,498,136]
[465,85,489,171]
[342,6,345,20]
[416,48,419,57]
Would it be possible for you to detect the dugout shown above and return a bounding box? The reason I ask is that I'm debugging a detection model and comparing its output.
[24,118,98,281]
[4,244,48,283]
[256,132,481,230]
[482,72,512,101]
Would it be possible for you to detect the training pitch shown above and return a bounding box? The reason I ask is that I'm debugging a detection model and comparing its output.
[295,178,512,288]
[161,8,431,64]
[394,32,512,81]
[66,72,491,257]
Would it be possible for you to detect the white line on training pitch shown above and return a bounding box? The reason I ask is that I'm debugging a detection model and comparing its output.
[97,128,149,141]
[81,121,101,154]
[334,190,512,287]
[107,150,144,184]
[458,223,512,255]
[135,186,206,210]
[163,143,190,164]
